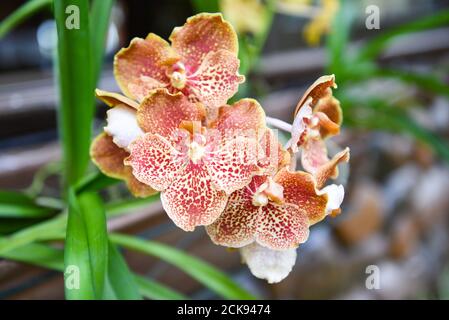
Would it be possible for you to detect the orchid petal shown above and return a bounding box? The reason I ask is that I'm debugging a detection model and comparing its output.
[255,203,309,250]
[137,90,205,137]
[125,133,187,191]
[294,74,336,116]
[207,136,260,194]
[314,147,350,189]
[274,168,328,225]
[285,101,312,153]
[170,13,238,73]
[104,105,144,151]
[240,243,297,284]
[95,89,139,109]
[206,182,260,247]
[161,162,228,231]
[188,50,244,108]
[90,133,156,198]
[317,184,345,215]
[211,98,266,137]
[114,33,178,101]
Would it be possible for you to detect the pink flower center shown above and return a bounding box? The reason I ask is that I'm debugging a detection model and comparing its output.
[252,177,284,207]
[170,62,187,90]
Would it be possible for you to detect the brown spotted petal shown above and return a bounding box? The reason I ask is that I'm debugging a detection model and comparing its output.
[294,74,336,116]
[114,33,179,101]
[314,147,350,189]
[187,50,244,108]
[90,133,156,198]
[161,162,228,231]
[137,89,205,137]
[206,176,265,247]
[211,98,266,137]
[274,168,328,225]
[95,89,139,110]
[169,13,238,73]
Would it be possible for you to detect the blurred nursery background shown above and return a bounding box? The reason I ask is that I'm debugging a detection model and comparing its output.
[1,0,449,299]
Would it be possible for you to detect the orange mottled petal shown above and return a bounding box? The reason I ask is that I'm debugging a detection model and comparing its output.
[301,137,329,174]
[315,147,350,189]
[137,90,205,137]
[161,163,228,231]
[294,74,336,116]
[207,137,260,194]
[95,89,139,109]
[125,172,158,198]
[170,13,238,72]
[125,133,187,191]
[206,186,259,247]
[314,95,342,125]
[256,203,309,250]
[90,133,156,197]
[114,33,178,101]
[91,133,128,179]
[212,98,266,137]
[274,169,328,225]
[188,50,244,108]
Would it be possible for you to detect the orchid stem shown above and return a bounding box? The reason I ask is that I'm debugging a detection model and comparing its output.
[265,116,292,133]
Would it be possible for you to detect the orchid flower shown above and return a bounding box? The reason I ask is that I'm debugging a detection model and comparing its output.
[90,13,351,284]
[206,167,344,282]
[114,13,244,109]
[268,75,350,188]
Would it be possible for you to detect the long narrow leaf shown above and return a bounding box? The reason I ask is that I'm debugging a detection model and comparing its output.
[0,191,55,218]
[65,189,108,299]
[357,9,449,61]
[0,214,66,254]
[110,233,256,300]
[0,241,187,300]
[90,0,115,82]
[0,0,52,39]
[107,241,141,300]
[134,275,188,300]
[54,0,95,187]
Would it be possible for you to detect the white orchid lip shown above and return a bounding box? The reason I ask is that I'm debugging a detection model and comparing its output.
[104,105,144,151]
[240,243,297,284]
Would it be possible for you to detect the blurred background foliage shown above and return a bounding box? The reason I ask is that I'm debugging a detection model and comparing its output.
[0,0,448,299]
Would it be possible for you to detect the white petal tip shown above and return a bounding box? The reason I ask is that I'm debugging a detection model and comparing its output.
[240,243,297,284]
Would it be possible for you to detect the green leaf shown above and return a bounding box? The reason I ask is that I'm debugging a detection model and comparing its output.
[364,68,449,100]
[134,275,188,300]
[0,191,55,218]
[0,214,66,254]
[0,241,188,300]
[90,0,115,82]
[76,171,119,194]
[106,241,141,300]
[191,0,219,13]
[0,242,65,271]
[326,0,356,77]
[357,9,449,62]
[341,96,449,164]
[0,0,52,39]
[110,233,256,300]
[54,0,95,187]
[65,189,108,299]
[105,195,159,217]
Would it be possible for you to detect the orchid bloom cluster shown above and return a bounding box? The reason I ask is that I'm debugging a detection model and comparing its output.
[90,13,350,283]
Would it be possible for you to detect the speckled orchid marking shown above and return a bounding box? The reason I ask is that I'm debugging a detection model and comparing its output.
[90,13,351,284]
[122,90,265,231]
[114,13,244,108]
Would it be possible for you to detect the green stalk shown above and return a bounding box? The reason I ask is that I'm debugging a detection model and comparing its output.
[54,0,94,188]
[0,0,52,39]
